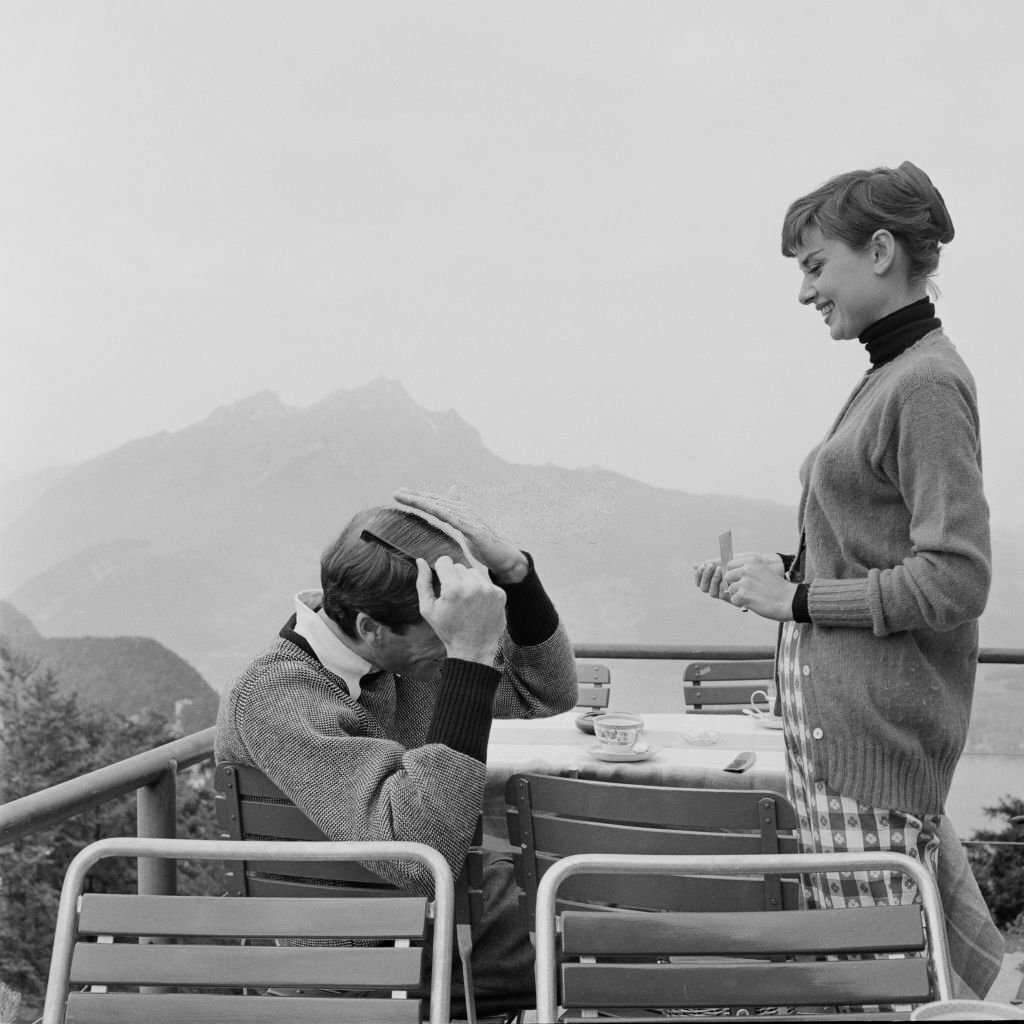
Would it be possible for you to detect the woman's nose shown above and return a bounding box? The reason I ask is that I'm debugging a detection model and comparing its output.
[798,278,815,305]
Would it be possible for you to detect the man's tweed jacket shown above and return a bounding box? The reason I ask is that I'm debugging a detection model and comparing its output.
[215,562,578,894]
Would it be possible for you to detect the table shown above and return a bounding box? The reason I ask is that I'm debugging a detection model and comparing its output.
[484,711,787,844]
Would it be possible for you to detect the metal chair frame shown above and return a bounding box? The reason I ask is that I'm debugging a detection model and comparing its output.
[42,836,454,1024]
[534,851,955,1022]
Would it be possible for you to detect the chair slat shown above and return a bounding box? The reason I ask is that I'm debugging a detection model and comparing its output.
[683,682,766,705]
[241,801,331,840]
[542,870,802,913]
[244,856,394,884]
[64,991,422,1024]
[576,664,611,685]
[77,893,427,938]
[683,660,775,682]
[562,905,926,957]
[561,958,934,1009]
[244,875,405,899]
[69,942,425,989]
[509,774,797,830]
[219,764,291,800]
[531,813,793,857]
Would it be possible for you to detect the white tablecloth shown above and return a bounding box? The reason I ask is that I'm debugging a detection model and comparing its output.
[484,711,787,843]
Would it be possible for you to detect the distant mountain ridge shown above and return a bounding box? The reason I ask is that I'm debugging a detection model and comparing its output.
[1,378,1021,694]
[0,600,219,733]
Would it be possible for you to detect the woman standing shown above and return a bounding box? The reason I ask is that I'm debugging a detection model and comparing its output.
[694,161,1002,997]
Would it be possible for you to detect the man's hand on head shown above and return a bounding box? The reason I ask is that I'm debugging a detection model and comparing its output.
[394,488,529,584]
[416,556,506,667]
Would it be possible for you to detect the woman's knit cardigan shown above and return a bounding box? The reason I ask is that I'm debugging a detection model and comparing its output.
[793,329,991,815]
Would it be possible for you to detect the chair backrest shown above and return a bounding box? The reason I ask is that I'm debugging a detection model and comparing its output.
[682,658,775,713]
[574,662,610,709]
[534,850,955,1021]
[43,836,454,1024]
[214,762,488,1022]
[214,763,484,902]
[505,773,800,935]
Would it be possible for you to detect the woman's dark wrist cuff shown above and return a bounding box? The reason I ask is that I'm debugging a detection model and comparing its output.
[426,659,500,762]
[792,583,811,623]
[490,551,559,645]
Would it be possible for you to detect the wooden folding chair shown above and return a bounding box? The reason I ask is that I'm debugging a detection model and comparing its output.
[574,662,610,710]
[534,850,955,1022]
[505,773,801,937]
[214,762,513,1024]
[42,836,454,1024]
[682,658,776,713]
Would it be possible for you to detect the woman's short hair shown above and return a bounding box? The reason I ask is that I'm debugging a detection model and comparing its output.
[781,161,955,285]
[321,507,465,639]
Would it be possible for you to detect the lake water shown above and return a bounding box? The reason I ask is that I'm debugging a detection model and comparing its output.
[947,752,1024,837]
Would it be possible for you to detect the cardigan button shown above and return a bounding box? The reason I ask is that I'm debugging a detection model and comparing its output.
[802,664,811,676]
[812,727,824,740]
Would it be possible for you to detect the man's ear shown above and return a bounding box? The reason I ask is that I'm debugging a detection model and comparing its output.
[869,229,898,275]
[354,612,387,647]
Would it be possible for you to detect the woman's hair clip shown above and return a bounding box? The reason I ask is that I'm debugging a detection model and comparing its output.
[898,161,955,243]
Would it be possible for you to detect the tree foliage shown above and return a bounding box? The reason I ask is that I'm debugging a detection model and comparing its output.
[967,794,1024,930]
[0,643,219,1009]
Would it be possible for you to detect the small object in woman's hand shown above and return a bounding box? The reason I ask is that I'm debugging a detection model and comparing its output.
[719,530,749,612]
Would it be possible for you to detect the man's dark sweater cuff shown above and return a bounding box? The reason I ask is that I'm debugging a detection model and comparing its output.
[490,551,559,646]
[426,659,500,763]
[792,583,811,623]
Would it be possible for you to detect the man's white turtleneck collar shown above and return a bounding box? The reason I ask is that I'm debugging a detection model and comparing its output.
[292,590,373,701]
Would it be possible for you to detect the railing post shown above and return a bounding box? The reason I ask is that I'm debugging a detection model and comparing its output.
[137,760,178,896]
[136,761,178,993]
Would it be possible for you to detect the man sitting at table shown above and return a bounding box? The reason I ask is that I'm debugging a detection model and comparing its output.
[215,487,578,1008]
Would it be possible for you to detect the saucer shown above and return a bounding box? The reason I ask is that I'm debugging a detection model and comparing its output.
[586,743,660,763]
[753,716,784,730]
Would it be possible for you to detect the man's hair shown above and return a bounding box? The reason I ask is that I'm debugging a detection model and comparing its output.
[320,506,464,638]
[780,162,955,286]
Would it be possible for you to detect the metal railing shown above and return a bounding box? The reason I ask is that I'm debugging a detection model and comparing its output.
[1,644,1021,885]
[0,725,216,893]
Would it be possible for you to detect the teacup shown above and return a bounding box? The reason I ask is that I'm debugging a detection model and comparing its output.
[749,689,781,719]
[593,713,645,754]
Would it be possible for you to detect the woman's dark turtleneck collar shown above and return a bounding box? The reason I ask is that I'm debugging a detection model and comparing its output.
[859,297,941,369]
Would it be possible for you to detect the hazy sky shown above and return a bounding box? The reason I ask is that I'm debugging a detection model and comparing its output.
[3,1,1022,528]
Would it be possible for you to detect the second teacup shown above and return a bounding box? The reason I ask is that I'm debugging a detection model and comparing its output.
[749,689,781,719]
[593,712,645,753]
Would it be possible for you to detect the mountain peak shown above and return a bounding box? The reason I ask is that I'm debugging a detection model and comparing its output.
[204,390,292,424]
[308,377,416,412]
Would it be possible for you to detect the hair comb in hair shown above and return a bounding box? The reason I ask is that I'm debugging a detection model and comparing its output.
[898,161,955,243]
[361,529,440,587]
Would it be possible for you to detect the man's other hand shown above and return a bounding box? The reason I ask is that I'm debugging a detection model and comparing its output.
[394,488,529,584]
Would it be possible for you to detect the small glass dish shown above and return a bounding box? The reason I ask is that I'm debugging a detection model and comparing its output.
[680,729,721,747]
